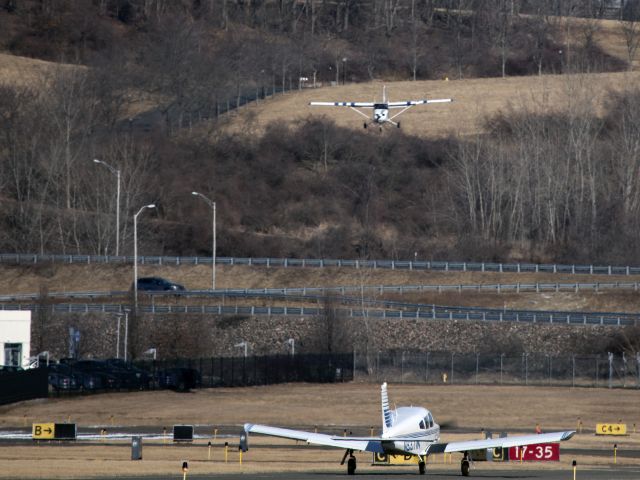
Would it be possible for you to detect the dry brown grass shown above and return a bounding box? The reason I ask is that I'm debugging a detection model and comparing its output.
[0,383,639,478]
[3,262,640,313]
[222,71,639,138]
[2,383,639,431]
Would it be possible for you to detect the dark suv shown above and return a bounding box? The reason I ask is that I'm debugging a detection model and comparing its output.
[135,277,185,291]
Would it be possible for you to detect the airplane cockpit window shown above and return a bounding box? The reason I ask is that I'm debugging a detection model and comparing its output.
[427,413,434,427]
[419,420,426,430]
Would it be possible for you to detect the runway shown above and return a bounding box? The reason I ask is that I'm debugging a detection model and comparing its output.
[72,467,640,480]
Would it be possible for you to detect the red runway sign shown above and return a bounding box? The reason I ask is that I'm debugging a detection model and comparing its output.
[508,443,560,461]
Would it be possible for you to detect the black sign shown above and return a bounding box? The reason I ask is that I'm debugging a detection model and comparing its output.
[173,425,194,441]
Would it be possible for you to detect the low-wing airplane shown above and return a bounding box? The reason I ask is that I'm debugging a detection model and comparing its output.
[309,86,452,129]
[242,382,574,476]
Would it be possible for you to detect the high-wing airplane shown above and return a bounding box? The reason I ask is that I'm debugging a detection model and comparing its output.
[242,382,574,476]
[309,86,452,129]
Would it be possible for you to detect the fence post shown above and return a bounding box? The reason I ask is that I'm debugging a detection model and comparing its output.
[475,353,479,384]
[450,353,454,384]
[401,351,405,383]
[572,355,575,388]
[607,352,615,389]
[425,352,430,383]
[500,353,504,384]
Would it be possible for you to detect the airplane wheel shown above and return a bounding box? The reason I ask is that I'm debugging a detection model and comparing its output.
[347,457,356,475]
[461,459,470,476]
[364,123,367,129]
[418,461,426,475]
[397,122,401,129]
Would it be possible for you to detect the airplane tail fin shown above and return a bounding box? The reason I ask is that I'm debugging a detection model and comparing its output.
[381,382,393,434]
[382,85,387,103]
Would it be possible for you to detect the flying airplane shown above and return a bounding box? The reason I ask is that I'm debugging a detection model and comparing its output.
[242,382,574,476]
[309,86,452,129]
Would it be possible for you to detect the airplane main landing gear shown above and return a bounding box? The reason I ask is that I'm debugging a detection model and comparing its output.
[461,451,470,476]
[418,459,426,475]
[347,456,357,475]
[341,449,356,475]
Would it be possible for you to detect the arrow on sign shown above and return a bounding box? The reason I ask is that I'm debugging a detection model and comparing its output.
[43,427,52,434]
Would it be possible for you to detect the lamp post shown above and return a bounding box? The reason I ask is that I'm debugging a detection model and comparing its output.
[123,308,130,361]
[93,159,121,256]
[191,191,216,290]
[342,57,347,85]
[114,313,123,359]
[134,204,156,310]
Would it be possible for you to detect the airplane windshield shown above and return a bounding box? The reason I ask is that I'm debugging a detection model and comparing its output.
[419,420,426,429]
[373,103,387,109]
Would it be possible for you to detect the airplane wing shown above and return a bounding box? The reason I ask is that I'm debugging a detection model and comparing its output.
[388,98,452,108]
[309,101,375,108]
[428,430,575,454]
[244,423,385,453]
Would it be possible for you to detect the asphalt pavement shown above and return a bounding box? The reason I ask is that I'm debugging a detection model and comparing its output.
[66,467,640,480]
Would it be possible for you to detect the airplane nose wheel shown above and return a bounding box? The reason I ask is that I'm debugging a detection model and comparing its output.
[418,460,426,475]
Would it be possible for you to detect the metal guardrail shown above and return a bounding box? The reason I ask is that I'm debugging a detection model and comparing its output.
[0,302,634,326]
[2,253,640,276]
[3,280,640,302]
[3,286,639,320]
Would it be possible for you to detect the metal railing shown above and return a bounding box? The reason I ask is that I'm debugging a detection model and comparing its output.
[4,280,640,301]
[1,302,634,326]
[3,286,638,321]
[2,253,640,276]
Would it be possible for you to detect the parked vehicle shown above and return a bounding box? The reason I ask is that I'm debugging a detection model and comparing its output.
[73,360,122,390]
[157,367,201,392]
[104,359,152,389]
[47,364,79,391]
[135,277,185,292]
[0,365,24,373]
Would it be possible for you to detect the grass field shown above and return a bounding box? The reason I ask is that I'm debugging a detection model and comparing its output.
[3,262,640,313]
[224,71,640,139]
[0,383,639,478]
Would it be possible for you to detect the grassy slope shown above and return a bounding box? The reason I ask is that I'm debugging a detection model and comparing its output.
[3,263,640,313]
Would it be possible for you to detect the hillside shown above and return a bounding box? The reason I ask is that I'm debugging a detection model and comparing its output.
[222,72,639,138]
[2,7,640,264]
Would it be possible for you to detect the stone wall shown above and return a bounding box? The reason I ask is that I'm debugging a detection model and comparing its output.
[32,312,623,360]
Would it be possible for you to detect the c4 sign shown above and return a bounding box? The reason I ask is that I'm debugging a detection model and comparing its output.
[596,424,627,436]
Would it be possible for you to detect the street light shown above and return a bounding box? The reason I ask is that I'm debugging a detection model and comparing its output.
[133,204,156,310]
[342,57,347,85]
[191,191,216,290]
[113,313,123,359]
[93,159,121,256]
[122,308,130,361]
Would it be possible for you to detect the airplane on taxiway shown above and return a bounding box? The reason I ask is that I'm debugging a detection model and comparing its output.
[242,382,574,476]
[309,86,452,130]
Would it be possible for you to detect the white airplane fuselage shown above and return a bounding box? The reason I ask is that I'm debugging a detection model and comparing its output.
[382,406,440,455]
[373,104,389,123]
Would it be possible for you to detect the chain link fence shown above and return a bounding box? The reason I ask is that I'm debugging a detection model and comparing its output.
[356,351,640,389]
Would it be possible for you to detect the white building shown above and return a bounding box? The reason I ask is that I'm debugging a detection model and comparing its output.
[0,311,31,368]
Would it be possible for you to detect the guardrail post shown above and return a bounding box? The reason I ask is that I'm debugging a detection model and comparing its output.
[499,263,503,273]
[608,266,612,275]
